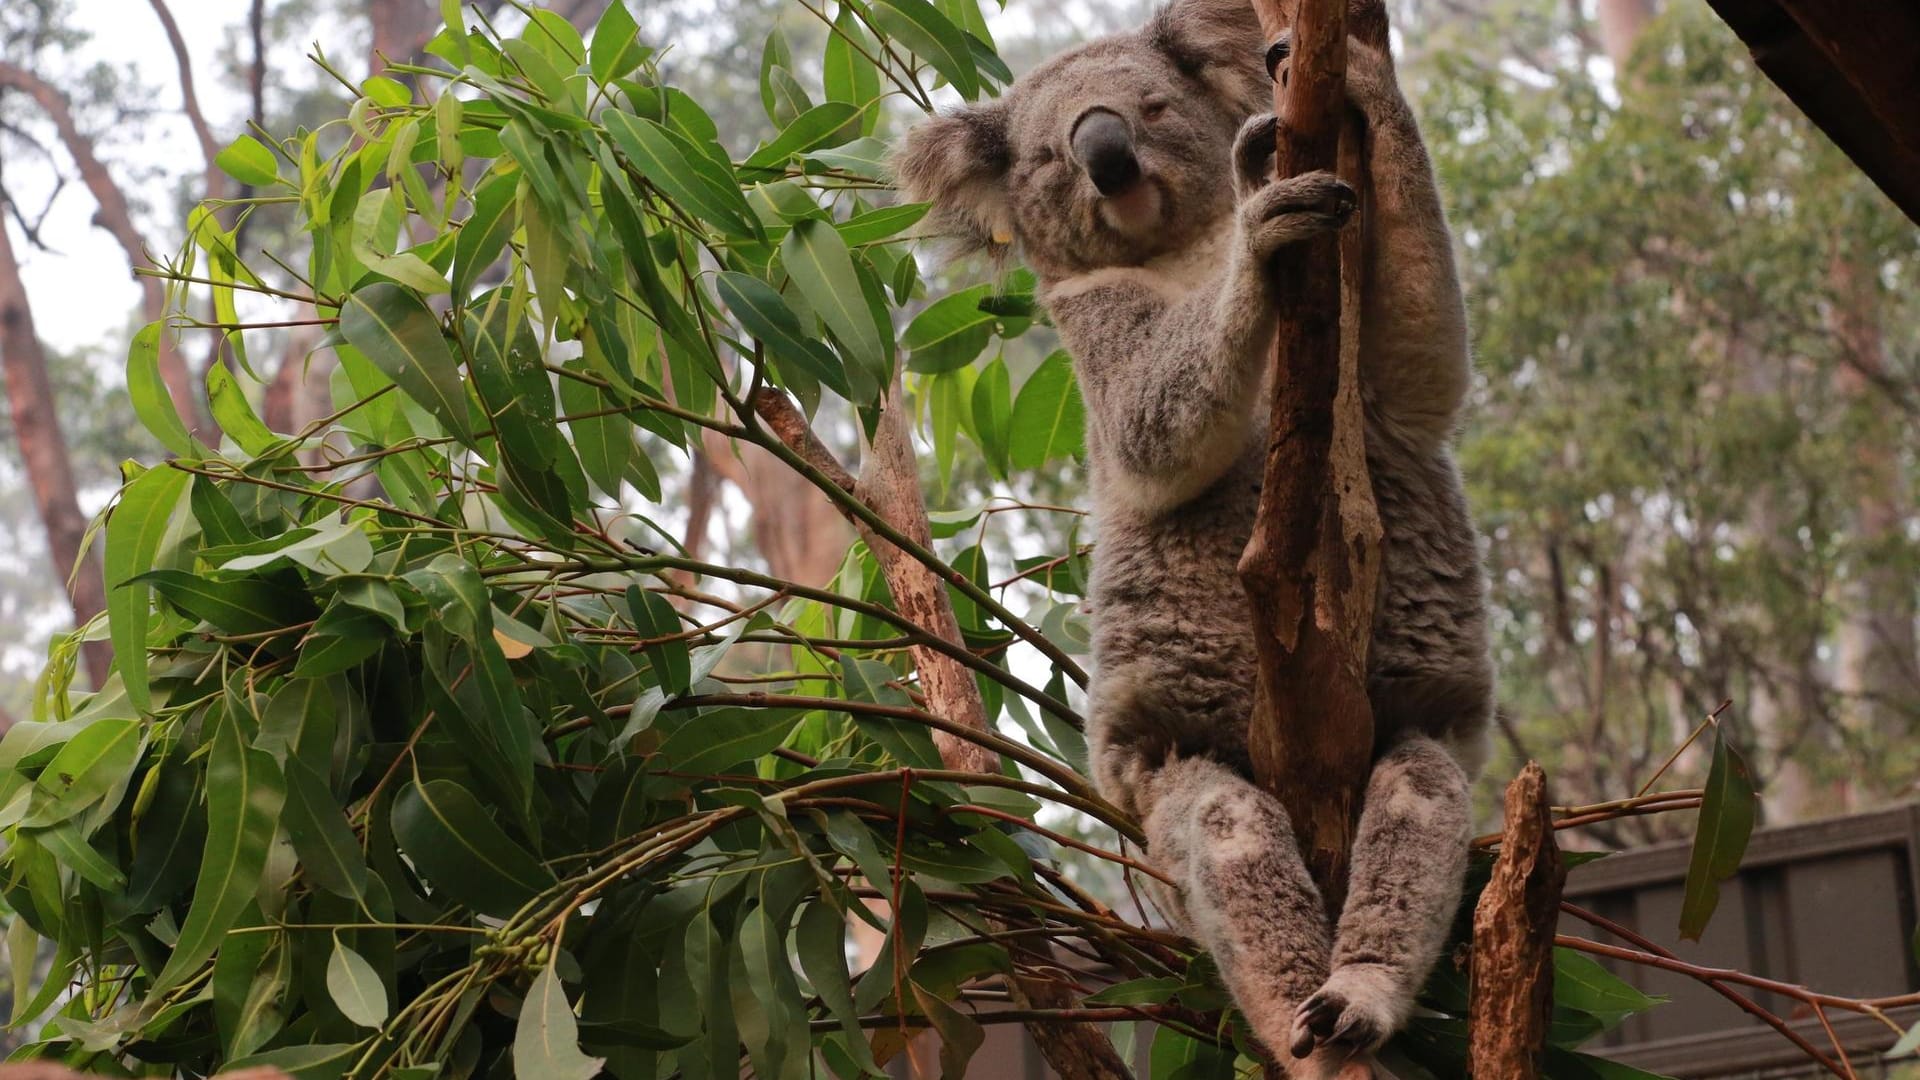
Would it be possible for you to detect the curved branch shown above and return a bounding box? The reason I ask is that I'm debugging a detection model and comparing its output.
[0,60,208,442]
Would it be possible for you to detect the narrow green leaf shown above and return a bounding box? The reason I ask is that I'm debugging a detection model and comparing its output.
[1678,729,1756,940]
[824,9,883,136]
[626,585,692,695]
[904,285,995,374]
[871,0,979,99]
[152,711,286,994]
[141,568,311,637]
[21,717,141,829]
[715,272,852,399]
[126,322,198,457]
[603,112,759,239]
[590,1,648,82]
[326,939,389,1028]
[340,282,474,441]
[106,464,192,713]
[1008,350,1085,469]
[216,134,280,186]
[282,755,369,901]
[781,219,888,402]
[653,707,801,775]
[970,355,1011,477]
[454,170,517,300]
[391,778,555,918]
[515,963,605,1080]
[744,103,861,171]
[838,203,927,247]
[558,362,634,499]
[798,902,882,1072]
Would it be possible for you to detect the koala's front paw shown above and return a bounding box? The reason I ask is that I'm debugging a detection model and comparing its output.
[1241,170,1355,261]
[1233,113,1279,199]
[1288,964,1403,1059]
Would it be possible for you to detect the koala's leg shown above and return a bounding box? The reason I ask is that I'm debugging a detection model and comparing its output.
[1335,43,1474,443]
[1289,732,1470,1058]
[1141,756,1354,1074]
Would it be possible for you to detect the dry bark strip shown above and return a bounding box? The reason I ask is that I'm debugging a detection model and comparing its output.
[1239,0,1382,916]
[1469,761,1566,1078]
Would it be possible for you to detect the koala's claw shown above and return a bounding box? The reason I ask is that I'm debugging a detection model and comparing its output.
[1288,968,1399,1059]
[1232,113,1280,198]
[1242,170,1356,258]
[1265,31,1292,84]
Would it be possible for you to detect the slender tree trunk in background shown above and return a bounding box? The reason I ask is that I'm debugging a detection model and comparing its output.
[0,62,207,445]
[695,427,850,588]
[368,0,438,76]
[0,221,112,688]
[1596,0,1657,72]
[1828,254,1919,761]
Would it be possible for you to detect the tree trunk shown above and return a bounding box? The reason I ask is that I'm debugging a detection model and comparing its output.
[0,218,113,688]
[0,61,207,443]
[1241,0,1381,914]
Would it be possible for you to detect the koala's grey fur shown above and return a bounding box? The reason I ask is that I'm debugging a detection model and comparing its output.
[895,0,1492,1072]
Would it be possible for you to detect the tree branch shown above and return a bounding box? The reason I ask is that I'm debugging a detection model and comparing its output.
[0,60,208,442]
[144,0,226,203]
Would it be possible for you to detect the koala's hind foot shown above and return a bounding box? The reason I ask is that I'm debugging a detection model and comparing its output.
[1238,169,1356,260]
[1291,734,1472,1060]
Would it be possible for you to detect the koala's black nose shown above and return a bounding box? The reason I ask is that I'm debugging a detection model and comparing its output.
[1070,109,1142,197]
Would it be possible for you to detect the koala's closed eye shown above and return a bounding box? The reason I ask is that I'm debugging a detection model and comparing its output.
[1029,145,1059,166]
[1142,97,1170,121]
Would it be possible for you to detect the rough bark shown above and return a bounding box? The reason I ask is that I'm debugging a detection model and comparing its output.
[1240,0,1381,917]
[0,217,112,687]
[1468,762,1564,1078]
[0,61,206,443]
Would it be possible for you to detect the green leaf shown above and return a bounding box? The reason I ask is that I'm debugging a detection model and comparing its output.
[282,755,368,901]
[603,112,759,239]
[653,707,801,775]
[1552,947,1661,1023]
[970,355,1011,477]
[904,285,995,374]
[824,10,883,136]
[454,170,517,300]
[391,778,555,918]
[590,1,648,82]
[516,963,605,1080]
[340,282,474,442]
[626,585,692,695]
[216,134,280,186]
[559,362,635,500]
[782,219,889,402]
[142,569,311,638]
[127,322,198,457]
[1678,728,1756,940]
[1890,1020,1920,1058]
[106,463,192,713]
[758,28,794,125]
[797,902,883,1072]
[716,272,852,400]
[33,820,125,890]
[152,710,286,994]
[1009,350,1084,469]
[1086,976,1183,1005]
[838,203,927,247]
[21,717,142,829]
[745,103,861,172]
[326,939,389,1028]
[871,0,979,100]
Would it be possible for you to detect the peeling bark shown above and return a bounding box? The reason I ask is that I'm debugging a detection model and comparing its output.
[1469,762,1565,1078]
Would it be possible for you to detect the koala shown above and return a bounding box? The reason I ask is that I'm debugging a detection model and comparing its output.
[895,0,1493,1073]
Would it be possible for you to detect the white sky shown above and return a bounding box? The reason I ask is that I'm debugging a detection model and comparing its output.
[16,2,294,356]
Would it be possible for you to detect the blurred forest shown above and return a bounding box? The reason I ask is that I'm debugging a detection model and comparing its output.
[0,0,1914,846]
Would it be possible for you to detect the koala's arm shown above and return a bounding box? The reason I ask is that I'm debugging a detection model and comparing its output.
[1048,272,1272,513]
[1346,43,1473,445]
[1047,166,1354,514]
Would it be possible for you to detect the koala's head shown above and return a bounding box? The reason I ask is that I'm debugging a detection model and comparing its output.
[892,0,1267,281]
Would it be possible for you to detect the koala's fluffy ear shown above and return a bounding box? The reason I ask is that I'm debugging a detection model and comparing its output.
[890,102,1014,257]
[1146,0,1267,114]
